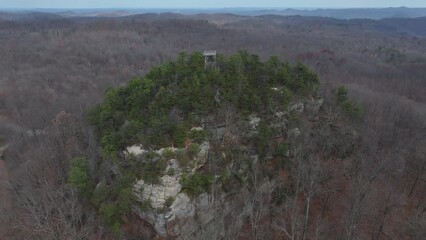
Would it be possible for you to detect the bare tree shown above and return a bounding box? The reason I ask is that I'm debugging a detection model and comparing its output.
[242,162,275,240]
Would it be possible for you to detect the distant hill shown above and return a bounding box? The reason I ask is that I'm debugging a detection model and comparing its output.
[252,7,426,19]
[2,7,426,20]
[2,11,426,37]
[0,10,425,239]
[380,17,426,36]
[0,11,63,21]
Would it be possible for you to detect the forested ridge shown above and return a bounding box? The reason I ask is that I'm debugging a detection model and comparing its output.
[82,52,321,237]
[0,13,424,240]
[89,51,318,152]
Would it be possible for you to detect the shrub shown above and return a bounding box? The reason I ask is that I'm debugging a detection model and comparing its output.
[167,168,176,176]
[255,121,272,159]
[272,186,291,206]
[336,86,362,120]
[162,148,176,159]
[187,143,201,159]
[188,129,208,143]
[165,196,175,207]
[180,172,214,197]
[336,86,349,105]
[68,157,92,197]
[273,143,291,169]
[117,187,135,215]
[176,149,190,167]
[219,170,234,192]
[91,182,110,207]
[111,222,121,240]
[273,143,290,158]
[99,203,119,226]
[139,199,151,212]
[282,87,293,107]
[173,123,187,148]
[139,159,168,184]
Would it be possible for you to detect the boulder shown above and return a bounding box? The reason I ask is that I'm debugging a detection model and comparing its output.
[289,102,304,114]
[249,116,261,130]
[134,173,182,209]
[126,145,146,156]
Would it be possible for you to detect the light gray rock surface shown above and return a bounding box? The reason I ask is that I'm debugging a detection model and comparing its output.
[289,102,305,114]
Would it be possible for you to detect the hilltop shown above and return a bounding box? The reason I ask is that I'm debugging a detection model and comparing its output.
[78,52,370,239]
[2,7,426,19]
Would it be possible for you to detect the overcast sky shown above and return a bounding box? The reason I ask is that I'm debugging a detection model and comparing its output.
[1,0,426,9]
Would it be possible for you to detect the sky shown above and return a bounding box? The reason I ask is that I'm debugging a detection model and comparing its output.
[1,0,426,9]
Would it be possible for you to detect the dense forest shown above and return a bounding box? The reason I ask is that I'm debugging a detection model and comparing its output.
[0,12,425,239]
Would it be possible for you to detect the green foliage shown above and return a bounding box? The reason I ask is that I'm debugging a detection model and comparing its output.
[167,168,176,176]
[165,196,175,207]
[272,186,293,206]
[117,187,134,215]
[91,182,110,207]
[162,148,176,159]
[172,123,187,148]
[188,129,208,143]
[336,86,349,105]
[111,222,121,240]
[287,63,320,95]
[255,120,272,159]
[93,173,137,237]
[187,143,201,159]
[180,172,214,197]
[86,51,322,231]
[89,51,320,154]
[281,87,293,107]
[68,157,92,197]
[273,143,291,170]
[175,149,190,167]
[99,203,119,226]
[336,86,362,120]
[99,203,122,238]
[219,170,236,193]
[139,199,151,212]
[136,154,168,184]
[273,143,290,158]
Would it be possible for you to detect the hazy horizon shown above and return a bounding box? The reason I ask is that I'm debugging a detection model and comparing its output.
[2,7,426,10]
[1,0,426,9]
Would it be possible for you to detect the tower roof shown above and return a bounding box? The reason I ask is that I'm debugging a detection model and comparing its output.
[203,50,217,56]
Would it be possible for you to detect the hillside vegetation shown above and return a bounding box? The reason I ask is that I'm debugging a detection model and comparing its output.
[85,51,322,237]
[0,13,424,240]
[88,51,318,153]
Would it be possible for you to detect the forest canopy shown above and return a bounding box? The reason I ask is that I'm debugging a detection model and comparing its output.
[88,51,319,154]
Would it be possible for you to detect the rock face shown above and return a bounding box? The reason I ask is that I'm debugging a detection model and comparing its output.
[165,193,196,237]
[126,145,146,156]
[130,97,329,239]
[211,127,225,141]
[134,171,213,238]
[167,193,195,221]
[289,102,305,114]
[135,175,182,210]
[249,115,261,130]
[133,158,185,237]
[129,97,332,239]
[133,143,218,239]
